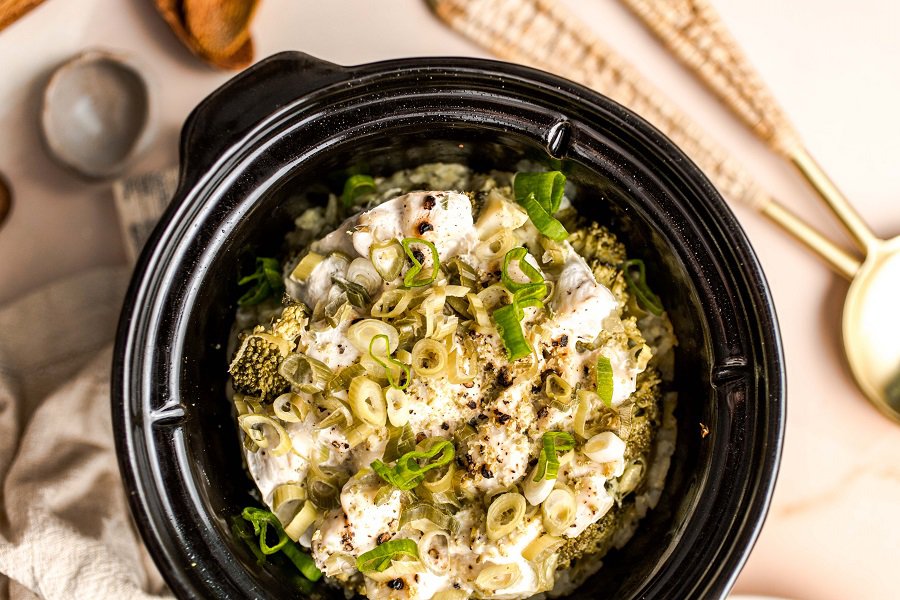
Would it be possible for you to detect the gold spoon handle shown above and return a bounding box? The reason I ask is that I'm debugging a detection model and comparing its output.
[427,0,860,278]
[618,0,878,253]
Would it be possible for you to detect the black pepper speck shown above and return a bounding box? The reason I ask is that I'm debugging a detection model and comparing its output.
[387,579,404,590]
[497,367,513,387]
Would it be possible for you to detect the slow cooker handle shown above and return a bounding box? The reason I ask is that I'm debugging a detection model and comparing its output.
[178,51,350,184]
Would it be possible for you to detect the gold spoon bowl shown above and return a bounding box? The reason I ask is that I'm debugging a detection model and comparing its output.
[843,236,900,420]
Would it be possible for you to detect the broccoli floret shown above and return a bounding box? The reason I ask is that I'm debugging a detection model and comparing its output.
[626,370,662,461]
[229,330,292,400]
[557,369,663,569]
[568,222,626,266]
[271,303,309,342]
[568,223,629,305]
[558,507,621,569]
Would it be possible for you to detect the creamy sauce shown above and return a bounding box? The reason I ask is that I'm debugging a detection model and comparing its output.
[246,188,645,599]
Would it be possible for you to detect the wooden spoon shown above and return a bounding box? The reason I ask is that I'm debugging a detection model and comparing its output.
[154,0,256,70]
[184,0,259,61]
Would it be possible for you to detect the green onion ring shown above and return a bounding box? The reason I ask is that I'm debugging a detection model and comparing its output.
[356,538,420,572]
[401,237,440,288]
[369,334,411,390]
[501,247,544,292]
[596,355,614,407]
[533,431,576,482]
[341,174,376,207]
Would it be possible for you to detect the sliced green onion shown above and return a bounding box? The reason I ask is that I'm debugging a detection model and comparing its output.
[541,487,577,536]
[241,507,288,555]
[370,288,415,319]
[596,355,614,407]
[475,563,522,592]
[314,395,353,431]
[486,492,526,540]
[422,453,455,494]
[533,432,576,482]
[347,257,382,296]
[238,256,284,306]
[516,192,568,241]
[283,499,318,542]
[326,363,367,393]
[371,440,455,491]
[418,530,452,575]
[476,228,519,262]
[384,424,417,462]
[320,292,353,328]
[539,236,567,268]
[522,533,563,561]
[348,376,387,427]
[513,282,548,311]
[399,503,459,534]
[513,171,566,214]
[574,389,600,439]
[282,541,323,581]
[273,482,307,516]
[331,275,371,308]
[523,465,555,505]
[477,283,514,311]
[544,373,573,409]
[291,252,324,282]
[501,247,544,291]
[370,239,405,281]
[346,422,376,448]
[273,392,309,423]
[280,353,334,394]
[356,539,419,572]
[232,515,266,564]
[307,465,341,510]
[492,303,532,361]
[341,174,376,207]
[238,414,292,457]
[348,319,399,354]
[622,258,664,315]
[467,293,491,331]
[401,237,440,288]
[445,256,479,289]
[452,423,477,449]
[583,431,626,464]
[385,388,411,427]
[239,507,322,581]
[411,338,448,377]
[369,334,411,390]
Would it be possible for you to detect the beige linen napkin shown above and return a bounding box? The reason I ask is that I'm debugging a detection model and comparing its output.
[0,266,172,600]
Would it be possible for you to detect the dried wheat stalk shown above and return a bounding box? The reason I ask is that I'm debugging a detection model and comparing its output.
[618,0,800,155]
[428,0,861,277]
[427,0,770,211]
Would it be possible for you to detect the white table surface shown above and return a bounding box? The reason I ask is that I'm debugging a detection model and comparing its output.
[2,1,899,599]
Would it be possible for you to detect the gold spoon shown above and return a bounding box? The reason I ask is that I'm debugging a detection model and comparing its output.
[620,0,900,421]
[0,173,11,231]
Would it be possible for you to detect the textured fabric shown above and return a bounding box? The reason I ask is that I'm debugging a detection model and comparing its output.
[0,267,171,600]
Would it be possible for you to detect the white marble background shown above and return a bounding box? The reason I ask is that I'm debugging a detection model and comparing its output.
[1,1,898,599]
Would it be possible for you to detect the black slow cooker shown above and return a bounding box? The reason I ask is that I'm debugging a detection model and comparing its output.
[113,51,784,600]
